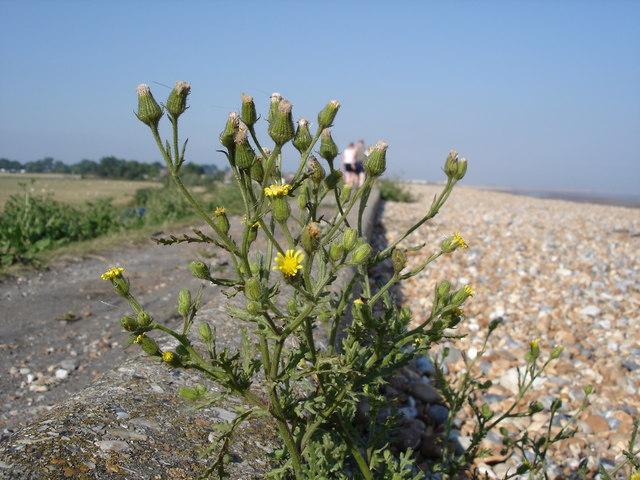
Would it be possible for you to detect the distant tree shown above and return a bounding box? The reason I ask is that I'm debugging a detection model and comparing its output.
[72,159,99,176]
[0,158,23,171]
[25,157,55,173]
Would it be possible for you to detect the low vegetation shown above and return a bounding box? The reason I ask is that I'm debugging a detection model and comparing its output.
[0,178,243,267]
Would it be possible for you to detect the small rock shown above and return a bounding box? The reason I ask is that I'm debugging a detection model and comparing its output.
[498,367,521,394]
[396,418,425,450]
[415,355,435,375]
[96,440,130,452]
[399,396,418,419]
[584,414,609,434]
[427,405,449,425]
[409,382,442,405]
[420,433,442,458]
[579,305,601,317]
[54,368,69,380]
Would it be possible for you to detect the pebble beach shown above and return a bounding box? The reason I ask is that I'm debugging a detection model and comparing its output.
[371,184,639,477]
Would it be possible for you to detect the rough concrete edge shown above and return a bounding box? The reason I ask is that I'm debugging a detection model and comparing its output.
[0,188,382,479]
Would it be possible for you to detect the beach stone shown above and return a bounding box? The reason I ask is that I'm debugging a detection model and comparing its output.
[427,405,449,425]
[409,381,442,405]
[95,440,130,452]
[584,414,610,434]
[397,418,425,450]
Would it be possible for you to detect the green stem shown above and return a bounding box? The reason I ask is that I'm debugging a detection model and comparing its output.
[375,178,456,262]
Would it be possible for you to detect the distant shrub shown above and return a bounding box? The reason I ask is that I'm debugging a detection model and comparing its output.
[0,187,119,265]
[378,178,416,202]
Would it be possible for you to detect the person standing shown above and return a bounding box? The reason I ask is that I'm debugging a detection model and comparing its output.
[354,140,367,188]
[341,142,357,186]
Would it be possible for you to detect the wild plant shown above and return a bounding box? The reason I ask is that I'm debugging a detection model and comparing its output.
[101,82,637,479]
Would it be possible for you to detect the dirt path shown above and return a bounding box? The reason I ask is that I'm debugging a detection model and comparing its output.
[0,222,227,439]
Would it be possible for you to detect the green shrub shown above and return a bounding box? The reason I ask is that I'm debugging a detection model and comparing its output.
[377,178,416,202]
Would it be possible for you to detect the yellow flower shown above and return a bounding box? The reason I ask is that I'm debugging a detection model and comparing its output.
[101,267,124,280]
[273,249,304,277]
[134,334,145,344]
[264,183,292,198]
[413,337,425,346]
[354,298,364,305]
[529,338,541,349]
[162,351,176,363]
[453,232,468,249]
[214,206,226,216]
[630,472,640,480]
[464,285,475,297]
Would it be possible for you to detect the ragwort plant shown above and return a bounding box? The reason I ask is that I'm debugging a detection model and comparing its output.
[101,82,598,479]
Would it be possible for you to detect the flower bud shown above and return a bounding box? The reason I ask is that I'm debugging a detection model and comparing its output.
[135,84,164,129]
[319,129,338,162]
[301,222,321,253]
[166,81,190,118]
[287,298,298,315]
[317,100,340,129]
[339,184,352,204]
[527,401,544,414]
[220,112,240,151]
[134,334,160,356]
[213,206,230,234]
[234,126,256,169]
[272,196,290,222]
[120,315,138,332]
[189,261,211,280]
[268,99,295,145]
[137,311,152,328]
[456,157,467,180]
[246,300,263,315]
[350,242,372,265]
[341,228,357,252]
[241,93,257,126]
[392,248,407,274]
[527,338,541,360]
[550,345,564,359]
[112,275,130,297]
[436,280,451,303]
[329,242,345,262]
[583,384,593,395]
[444,150,459,178]
[297,182,309,210]
[363,141,388,178]
[198,322,212,342]
[451,285,475,305]
[268,92,282,123]
[244,277,263,301]
[250,156,265,183]
[178,289,192,317]
[307,155,325,185]
[324,169,342,190]
[293,118,313,153]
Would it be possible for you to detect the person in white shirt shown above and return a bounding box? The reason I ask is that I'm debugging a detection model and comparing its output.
[341,142,357,186]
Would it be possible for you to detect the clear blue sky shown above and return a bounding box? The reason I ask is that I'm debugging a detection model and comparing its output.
[1,0,639,194]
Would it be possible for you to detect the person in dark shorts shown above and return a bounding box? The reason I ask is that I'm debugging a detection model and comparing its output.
[354,139,367,187]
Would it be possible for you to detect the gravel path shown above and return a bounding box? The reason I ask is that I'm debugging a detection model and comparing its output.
[371,184,639,476]
[0,222,219,439]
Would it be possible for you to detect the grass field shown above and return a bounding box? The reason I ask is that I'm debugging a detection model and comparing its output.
[0,173,163,208]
